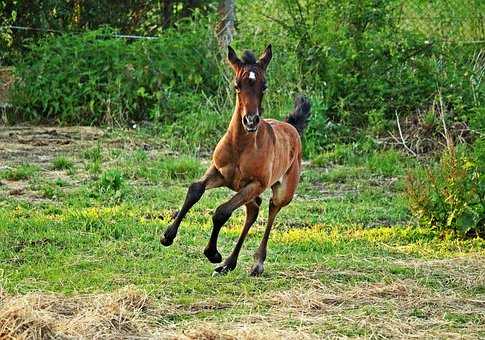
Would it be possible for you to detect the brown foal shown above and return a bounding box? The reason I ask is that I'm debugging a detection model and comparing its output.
[160,44,311,276]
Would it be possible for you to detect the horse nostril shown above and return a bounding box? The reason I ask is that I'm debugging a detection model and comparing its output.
[254,115,260,125]
[243,114,260,129]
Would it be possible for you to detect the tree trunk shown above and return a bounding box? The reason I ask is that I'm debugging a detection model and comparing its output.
[216,0,235,48]
[162,0,173,28]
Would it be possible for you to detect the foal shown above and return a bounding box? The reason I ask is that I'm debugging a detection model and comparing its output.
[161,44,311,276]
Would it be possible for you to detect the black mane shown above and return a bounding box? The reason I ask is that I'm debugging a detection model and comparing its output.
[242,51,257,65]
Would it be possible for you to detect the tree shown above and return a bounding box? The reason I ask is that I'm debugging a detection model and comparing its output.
[216,0,235,48]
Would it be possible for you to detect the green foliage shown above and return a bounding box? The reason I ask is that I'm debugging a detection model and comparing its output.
[237,0,484,152]
[312,144,360,167]
[11,19,223,125]
[0,2,16,63]
[83,144,102,162]
[40,182,63,199]
[367,149,407,177]
[0,0,218,65]
[1,163,40,180]
[4,0,484,158]
[86,160,102,175]
[405,143,484,237]
[312,137,378,167]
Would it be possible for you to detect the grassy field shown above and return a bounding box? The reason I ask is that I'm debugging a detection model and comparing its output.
[0,126,483,338]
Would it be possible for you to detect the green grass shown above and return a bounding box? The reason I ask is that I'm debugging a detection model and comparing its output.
[83,144,102,162]
[0,128,483,338]
[1,163,40,180]
[51,155,74,171]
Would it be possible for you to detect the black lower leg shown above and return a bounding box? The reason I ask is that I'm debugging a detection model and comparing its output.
[215,198,261,273]
[250,201,280,276]
[161,181,205,246]
[204,204,233,263]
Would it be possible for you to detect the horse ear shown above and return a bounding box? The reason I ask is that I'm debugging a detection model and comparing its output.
[258,44,272,70]
[228,45,242,71]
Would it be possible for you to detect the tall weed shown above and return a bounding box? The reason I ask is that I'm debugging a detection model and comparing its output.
[405,142,484,238]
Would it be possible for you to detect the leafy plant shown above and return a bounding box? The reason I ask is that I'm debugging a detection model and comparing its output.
[83,144,102,162]
[10,18,223,125]
[405,142,484,238]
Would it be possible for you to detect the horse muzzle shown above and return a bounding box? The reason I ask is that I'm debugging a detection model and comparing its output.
[242,114,260,133]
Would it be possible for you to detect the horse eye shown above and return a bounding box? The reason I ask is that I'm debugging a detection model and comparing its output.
[262,83,267,92]
[234,83,240,93]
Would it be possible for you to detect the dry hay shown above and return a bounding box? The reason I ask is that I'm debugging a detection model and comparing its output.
[167,323,315,340]
[0,286,159,339]
[265,276,484,338]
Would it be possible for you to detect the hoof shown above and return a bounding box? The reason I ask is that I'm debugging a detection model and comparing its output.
[161,225,177,246]
[214,261,236,275]
[249,263,264,277]
[204,248,222,263]
[160,235,174,246]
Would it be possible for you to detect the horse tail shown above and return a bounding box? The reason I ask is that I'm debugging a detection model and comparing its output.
[285,95,311,136]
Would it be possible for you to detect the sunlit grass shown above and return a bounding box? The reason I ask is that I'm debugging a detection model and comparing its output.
[0,130,483,339]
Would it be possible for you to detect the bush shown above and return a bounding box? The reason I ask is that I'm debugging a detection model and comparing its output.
[5,1,484,157]
[10,18,223,125]
[237,0,484,152]
[405,142,484,238]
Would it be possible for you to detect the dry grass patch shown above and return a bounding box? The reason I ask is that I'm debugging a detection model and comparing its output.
[0,287,162,339]
[0,268,483,339]
[165,322,317,340]
[394,255,485,290]
[265,278,484,338]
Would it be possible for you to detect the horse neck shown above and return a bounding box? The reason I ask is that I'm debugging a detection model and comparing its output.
[227,97,257,146]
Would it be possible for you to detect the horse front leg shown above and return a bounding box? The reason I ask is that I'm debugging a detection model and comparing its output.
[160,165,225,246]
[204,182,264,264]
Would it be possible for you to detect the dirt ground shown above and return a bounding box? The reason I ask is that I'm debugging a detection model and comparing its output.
[0,125,104,166]
[0,126,104,200]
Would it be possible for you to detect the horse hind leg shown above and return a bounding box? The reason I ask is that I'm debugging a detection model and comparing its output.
[250,162,300,276]
[214,196,262,275]
[204,181,264,264]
